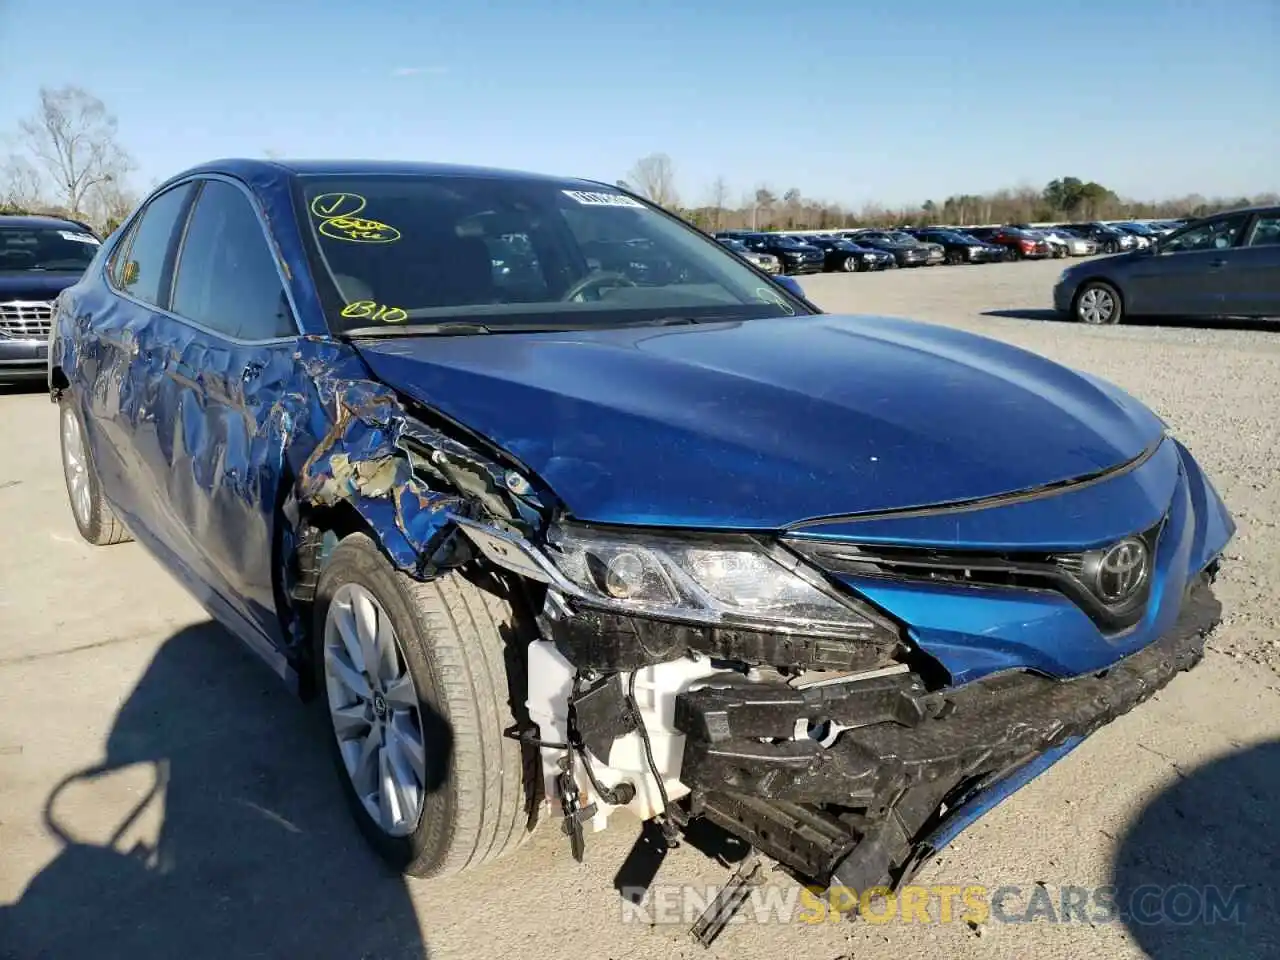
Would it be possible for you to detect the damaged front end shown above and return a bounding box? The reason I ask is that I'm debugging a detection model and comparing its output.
[440,462,1228,946]
[274,361,1228,947]
[450,511,1222,896]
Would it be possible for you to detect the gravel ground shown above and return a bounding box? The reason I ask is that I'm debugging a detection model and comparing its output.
[1,258,1276,960]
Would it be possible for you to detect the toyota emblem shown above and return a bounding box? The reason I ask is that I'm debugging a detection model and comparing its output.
[1095,538,1149,604]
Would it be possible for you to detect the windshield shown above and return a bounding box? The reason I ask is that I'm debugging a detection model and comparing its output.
[294,175,807,333]
[887,232,917,243]
[0,224,100,272]
[720,238,747,252]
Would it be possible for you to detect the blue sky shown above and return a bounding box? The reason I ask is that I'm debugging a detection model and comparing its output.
[1,0,1275,208]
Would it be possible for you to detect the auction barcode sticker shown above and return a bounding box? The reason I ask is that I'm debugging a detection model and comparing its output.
[562,190,644,208]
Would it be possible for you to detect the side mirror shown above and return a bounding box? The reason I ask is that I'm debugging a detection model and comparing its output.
[774,274,805,299]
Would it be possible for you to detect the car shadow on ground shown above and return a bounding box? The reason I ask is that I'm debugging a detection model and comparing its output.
[981,309,1279,331]
[1112,739,1279,960]
[981,308,1065,322]
[0,622,430,960]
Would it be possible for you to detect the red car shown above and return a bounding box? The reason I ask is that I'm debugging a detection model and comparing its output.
[970,226,1052,260]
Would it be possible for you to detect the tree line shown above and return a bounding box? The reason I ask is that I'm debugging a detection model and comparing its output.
[622,153,1279,233]
[3,90,1274,239]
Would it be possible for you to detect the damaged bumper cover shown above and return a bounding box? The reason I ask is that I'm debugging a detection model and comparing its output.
[674,576,1221,891]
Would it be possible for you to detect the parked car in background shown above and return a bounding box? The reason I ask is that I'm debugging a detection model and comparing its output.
[1041,228,1098,257]
[944,228,1011,261]
[790,234,894,271]
[1009,225,1086,258]
[717,236,782,274]
[1054,205,1280,324]
[909,228,1003,264]
[0,214,101,385]
[1055,222,1135,254]
[968,226,1052,260]
[725,232,825,274]
[1109,224,1154,250]
[48,158,1235,926]
[843,230,933,267]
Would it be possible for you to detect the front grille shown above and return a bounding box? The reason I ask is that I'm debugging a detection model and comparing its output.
[0,300,54,339]
[786,517,1165,634]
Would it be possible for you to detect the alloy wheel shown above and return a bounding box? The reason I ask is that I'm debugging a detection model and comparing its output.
[60,406,92,529]
[323,583,428,838]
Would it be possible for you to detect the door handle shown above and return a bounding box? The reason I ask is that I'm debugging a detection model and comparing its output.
[1209,258,1228,269]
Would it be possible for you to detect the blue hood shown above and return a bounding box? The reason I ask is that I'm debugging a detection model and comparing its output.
[353,314,1166,529]
[0,271,82,300]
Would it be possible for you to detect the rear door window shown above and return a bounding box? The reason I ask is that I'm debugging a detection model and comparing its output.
[115,184,195,306]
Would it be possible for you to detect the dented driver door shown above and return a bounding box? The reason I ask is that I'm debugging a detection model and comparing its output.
[150,177,305,659]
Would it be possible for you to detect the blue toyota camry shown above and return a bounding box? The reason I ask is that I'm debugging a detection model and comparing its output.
[48,159,1233,929]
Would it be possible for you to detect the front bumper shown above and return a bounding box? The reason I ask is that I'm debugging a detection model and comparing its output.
[676,574,1221,890]
[1053,276,1077,313]
[784,259,825,275]
[0,338,49,382]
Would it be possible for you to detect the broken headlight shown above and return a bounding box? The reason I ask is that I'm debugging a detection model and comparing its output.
[545,523,886,639]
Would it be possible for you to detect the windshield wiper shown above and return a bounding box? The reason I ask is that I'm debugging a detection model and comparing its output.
[339,321,495,338]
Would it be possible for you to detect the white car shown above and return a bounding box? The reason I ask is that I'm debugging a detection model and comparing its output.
[1036,228,1098,257]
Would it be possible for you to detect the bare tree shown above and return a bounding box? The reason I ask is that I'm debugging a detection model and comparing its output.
[0,154,46,211]
[626,153,679,208]
[752,187,776,229]
[706,176,730,231]
[86,177,139,234]
[18,86,134,217]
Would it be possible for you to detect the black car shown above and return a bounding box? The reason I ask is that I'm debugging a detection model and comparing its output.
[791,234,894,272]
[1054,205,1280,324]
[732,232,825,275]
[842,230,932,267]
[911,228,1004,265]
[0,215,102,385]
[1054,223,1135,255]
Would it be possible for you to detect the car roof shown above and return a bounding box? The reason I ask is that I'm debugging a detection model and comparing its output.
[163,157,613,192]
[0,213,95,232]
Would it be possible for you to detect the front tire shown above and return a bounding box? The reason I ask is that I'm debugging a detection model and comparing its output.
[313,533,533,878]
[1074,281,1123,325]
[58,398,132,546]
[840,255,859,272]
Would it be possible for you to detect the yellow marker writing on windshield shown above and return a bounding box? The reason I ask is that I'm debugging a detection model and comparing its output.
[310,193,367,219]
[756,286,796,316]
[310,193,402,243]
[341,300,408,323]
[319,215,401,244]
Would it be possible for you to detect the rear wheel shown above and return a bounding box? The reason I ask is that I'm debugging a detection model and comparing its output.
[946,250,964,265]
[840,255,859,272]
[58,399,132,546]
[1074,281,1123,325]
[313,533,534,878]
